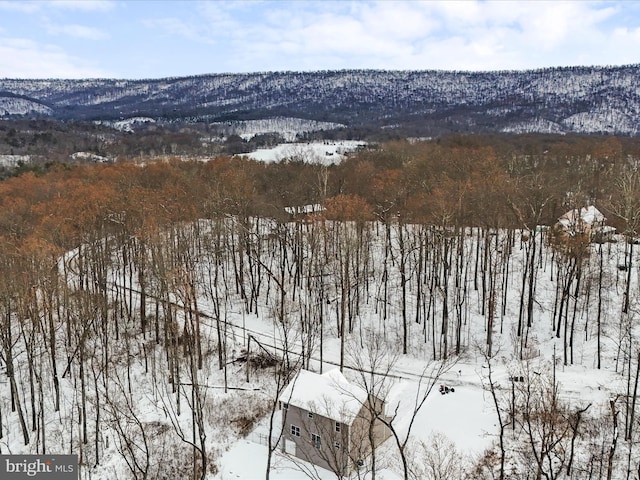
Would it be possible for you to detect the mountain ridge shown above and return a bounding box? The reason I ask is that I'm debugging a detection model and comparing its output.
[1,64,639,136]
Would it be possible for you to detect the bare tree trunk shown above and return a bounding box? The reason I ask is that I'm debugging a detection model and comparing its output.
[480,347,508,480]
[597,243,604,369]
[608,398,619,480]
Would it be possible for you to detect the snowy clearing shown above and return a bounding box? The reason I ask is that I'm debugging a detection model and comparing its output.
[240,141,366,164]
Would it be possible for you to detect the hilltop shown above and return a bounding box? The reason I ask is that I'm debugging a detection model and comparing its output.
[2,65,640,137]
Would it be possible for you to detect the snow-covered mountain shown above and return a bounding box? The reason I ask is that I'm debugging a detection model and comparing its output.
[1,65,640,135]
[0,93,52,116]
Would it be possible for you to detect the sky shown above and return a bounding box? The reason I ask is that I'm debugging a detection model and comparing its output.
[1,0,640,79]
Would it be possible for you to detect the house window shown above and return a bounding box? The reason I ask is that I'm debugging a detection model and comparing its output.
[311,433,321,449]
[334,441,340,450]
[282,402,289,410]
[335,421,341,432]
[291,425,300,437]
[307,411,314,418]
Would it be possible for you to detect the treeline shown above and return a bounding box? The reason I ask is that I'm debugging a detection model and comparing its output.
[1,134,639,282]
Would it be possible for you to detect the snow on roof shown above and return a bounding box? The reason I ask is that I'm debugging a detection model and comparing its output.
[279,369,368,424]
[557,205,606,230]
[596,225,616,234]
[284,204,325,215]
[581,205,605,224]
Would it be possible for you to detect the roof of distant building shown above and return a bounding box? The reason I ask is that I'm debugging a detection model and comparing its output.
[284,204,325,215]
[558,205,606,230]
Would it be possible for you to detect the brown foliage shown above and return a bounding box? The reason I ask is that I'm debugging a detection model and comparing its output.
[324,194,374,222]
[0,134,635,260]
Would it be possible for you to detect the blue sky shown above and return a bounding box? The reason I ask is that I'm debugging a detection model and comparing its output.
[1,0,639,79]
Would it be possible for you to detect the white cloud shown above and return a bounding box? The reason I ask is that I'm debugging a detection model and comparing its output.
[5,0,639,78]
[142,17,210,43]
[0,1,40,13]
[198,1,245,27]
[0,36,112,78]
[212,0,640,71]
[46,23,110,40]
[0,0,115,14]
[47,0,115,12]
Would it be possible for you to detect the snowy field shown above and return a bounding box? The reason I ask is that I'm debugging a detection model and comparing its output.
[240,140,366,164]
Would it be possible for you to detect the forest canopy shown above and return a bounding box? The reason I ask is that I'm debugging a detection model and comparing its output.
[1,134,639,254]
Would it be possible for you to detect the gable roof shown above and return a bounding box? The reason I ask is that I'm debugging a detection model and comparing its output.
[557,205,606,231]
[279,369,368,424]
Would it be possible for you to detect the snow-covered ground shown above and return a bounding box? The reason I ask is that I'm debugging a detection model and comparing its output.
[214,379,496,480]
[0,154,30,166]
[1,220,637,479]
[240,140,366,164]
[0,96,52,116]
[70,151,111,162]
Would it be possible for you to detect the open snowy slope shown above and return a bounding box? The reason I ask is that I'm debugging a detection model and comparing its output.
[1,219,637,479]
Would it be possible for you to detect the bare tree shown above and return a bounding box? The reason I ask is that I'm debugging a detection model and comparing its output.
[478,343,512,480]
[410,433,466,480]
[512,359,591,480]
[103,369,151,480]
[606,168,640,315]
[346,330,398,480]
[344,332,455,480]
[264,225,304,480]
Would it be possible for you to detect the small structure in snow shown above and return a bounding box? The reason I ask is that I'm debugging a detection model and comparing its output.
[284,203,325,220]
[279,369,391,475]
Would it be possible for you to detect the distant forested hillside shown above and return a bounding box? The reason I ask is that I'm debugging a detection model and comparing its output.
[1,65,640,136]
